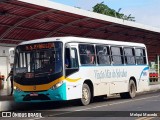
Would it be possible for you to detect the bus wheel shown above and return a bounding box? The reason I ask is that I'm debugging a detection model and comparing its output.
[80,83,91,106]
[128,80,136,98]
[120,80,136,99]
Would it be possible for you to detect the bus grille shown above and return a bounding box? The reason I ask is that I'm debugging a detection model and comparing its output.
[23,94,50,101]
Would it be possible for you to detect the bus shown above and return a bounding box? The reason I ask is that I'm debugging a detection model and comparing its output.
[13,37,149,105]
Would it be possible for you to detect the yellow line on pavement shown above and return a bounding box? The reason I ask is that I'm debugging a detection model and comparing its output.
[136,117,147,120]
[136,117,156,120]
[147,117,156,120]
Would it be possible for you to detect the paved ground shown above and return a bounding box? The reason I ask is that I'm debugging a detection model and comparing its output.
[0,91,160,119]
[0,85,160,120]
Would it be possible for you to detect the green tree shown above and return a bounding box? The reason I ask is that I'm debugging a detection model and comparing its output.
[92,2,135,22]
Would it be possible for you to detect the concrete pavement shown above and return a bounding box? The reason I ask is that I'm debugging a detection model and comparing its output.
[0,84,160,112]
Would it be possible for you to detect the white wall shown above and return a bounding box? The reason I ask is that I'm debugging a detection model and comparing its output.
[0,46,15,89]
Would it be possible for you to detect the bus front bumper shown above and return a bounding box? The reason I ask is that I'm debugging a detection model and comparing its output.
[14,83,67,102]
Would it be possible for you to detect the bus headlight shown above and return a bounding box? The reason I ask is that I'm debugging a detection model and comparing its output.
[14,86,22,92]
[51,81,64,89]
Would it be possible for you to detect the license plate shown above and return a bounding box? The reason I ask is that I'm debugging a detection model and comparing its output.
[30,93,38,96]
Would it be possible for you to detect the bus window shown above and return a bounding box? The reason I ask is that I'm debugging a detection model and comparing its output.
[65,48,78,68]
[65,47,79,76]
[111,46,124,65]
[124,47,136,65]
[70,48,79,68]
[135,48,146,65]
[14,42,63,76]
[65,48,70,68]
[79,44,95,65]
[96,45,110,65]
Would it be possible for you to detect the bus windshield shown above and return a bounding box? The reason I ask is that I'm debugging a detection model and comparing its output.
[14,42,62,77]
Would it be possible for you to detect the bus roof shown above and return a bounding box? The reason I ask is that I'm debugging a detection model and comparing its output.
[19,36,146,47]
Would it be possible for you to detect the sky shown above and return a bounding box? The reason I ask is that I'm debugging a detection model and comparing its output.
[50,0,160,28]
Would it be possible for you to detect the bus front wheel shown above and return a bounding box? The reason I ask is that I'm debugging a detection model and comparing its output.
[80,83,91,106]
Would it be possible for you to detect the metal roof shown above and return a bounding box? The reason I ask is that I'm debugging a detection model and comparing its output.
[0,0,160,61]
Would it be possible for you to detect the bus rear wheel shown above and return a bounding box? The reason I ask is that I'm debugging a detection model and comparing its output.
[120,80,136,99]
[128,80,136,98]
[80,83,91,106]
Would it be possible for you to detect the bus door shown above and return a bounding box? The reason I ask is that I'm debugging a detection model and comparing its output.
[65,44,79,77]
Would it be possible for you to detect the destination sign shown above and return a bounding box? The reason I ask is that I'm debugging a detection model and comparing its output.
[25,43,54,51]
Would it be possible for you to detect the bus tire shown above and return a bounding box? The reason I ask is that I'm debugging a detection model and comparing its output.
[128,80,136,98]
[120,80,136,99]
[80,83,91,106]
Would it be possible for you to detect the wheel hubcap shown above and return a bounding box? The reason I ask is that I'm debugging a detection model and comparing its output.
[130,84,135,96]
[83,88,89,101]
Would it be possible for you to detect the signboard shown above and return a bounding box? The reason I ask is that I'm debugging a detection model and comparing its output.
[25,43,54,51]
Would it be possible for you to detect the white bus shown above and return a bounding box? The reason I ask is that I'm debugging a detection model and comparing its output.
[13,37,149,105]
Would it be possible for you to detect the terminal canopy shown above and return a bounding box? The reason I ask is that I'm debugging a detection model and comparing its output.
[0,0,160,61]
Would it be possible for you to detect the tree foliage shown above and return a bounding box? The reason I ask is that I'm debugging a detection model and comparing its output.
[92,2,135,22]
